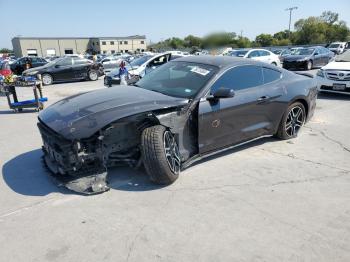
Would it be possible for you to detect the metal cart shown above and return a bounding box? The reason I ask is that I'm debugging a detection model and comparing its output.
[2,76,48,112]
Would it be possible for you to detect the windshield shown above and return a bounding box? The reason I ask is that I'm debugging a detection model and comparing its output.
[291,48,314,55]
[128,55,153,68]
[335,50,350,62]
[230,50,248,57]
[136,61,218,99]
[329,44,340,48]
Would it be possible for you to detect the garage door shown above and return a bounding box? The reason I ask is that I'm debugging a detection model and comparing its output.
[46,49,56,56]
[27,49,37,56]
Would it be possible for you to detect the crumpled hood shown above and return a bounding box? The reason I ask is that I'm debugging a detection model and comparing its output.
[283,55,311,62]
[39,85,188,140]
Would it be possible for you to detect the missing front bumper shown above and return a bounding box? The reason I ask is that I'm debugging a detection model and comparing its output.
[43,155,109,195]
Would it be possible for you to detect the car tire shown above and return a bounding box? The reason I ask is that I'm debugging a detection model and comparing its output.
[88,70,98,81]
[271,62,277,66]
[141,125,180,185]
[42,73,53,86]
[276,102,306,140]
[305,60,313,70]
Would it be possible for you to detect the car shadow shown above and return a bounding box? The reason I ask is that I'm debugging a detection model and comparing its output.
[186,136,278,169]
[2,149,70,196]
[0,109,39,115]
[2,149,163,196]
[317,92,350,101]
[3,137,278,196]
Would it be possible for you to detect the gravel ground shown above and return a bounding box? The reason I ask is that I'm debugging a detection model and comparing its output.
[1,72,350,262]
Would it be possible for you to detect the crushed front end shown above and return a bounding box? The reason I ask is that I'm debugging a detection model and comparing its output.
[38,121,109,194]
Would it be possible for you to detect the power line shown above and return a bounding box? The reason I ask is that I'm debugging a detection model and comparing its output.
[285,6,298,38]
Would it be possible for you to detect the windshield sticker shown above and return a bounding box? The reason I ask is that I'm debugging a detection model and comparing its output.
[185,89,192,93]
[191,67,210,76]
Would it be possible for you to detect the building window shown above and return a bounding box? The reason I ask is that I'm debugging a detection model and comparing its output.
[141,41,145,44]
[92,42,95,46]
[64,49,73,55]
[119,41,123,45]
[125,50,128,53]
[103,51,107,54]
[110,41,114,45]
[124,41,128,45]
[46,49,56,56]
[120,50,123,53]
[27,49,38,56]
[102,41,106,45]
[111,50,115,54]
[96,42,99,45]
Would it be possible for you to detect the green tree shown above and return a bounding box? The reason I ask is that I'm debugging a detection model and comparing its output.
[293,11,349,44]
[0,48,13,53]
[184,35,203,48]
[255,34,275,46]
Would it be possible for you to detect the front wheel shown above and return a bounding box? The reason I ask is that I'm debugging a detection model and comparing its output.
[276,102,306,140]
[141,125,180,185]
[305,60,313,70]
[88,70,98,81]
[42,73,53,86]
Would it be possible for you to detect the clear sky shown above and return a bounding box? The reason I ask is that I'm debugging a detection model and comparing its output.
[0,0,349,48]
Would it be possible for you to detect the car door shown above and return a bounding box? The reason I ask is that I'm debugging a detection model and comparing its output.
[71,58,90,79]
[258,50,273,64]
[247,50,261,61]
[313,48,323,67]
[259,67,285,130]
[52,57,74,81]
[198,65,270,154]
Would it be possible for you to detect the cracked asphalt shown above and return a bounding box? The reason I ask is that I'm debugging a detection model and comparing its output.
[1,72,350,262]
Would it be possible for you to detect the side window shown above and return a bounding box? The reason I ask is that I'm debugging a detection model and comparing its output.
[211,65,263,93]
[259,50,270,56]
[74,58,90,65]
[149,55,167,67]
[31,57,41,63]
[56,58,72,66]
[248,51,260,58]
[263,68,281,84]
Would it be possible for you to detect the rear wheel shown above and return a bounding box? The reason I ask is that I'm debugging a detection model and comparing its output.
[305,60,313,70]
[141,125,180,185]
[276,102,306,140]
[271,62,277,66]
[42,73,53,86]
[88,70,98,81]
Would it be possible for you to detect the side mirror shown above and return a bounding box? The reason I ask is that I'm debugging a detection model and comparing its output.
[55,64,60,68]
[207,87,235,101]
[314,52,319,56]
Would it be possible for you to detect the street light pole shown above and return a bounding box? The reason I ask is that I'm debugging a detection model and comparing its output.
[285,6,298,38]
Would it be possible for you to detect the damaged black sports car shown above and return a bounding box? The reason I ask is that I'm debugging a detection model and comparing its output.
[37,56,317,194]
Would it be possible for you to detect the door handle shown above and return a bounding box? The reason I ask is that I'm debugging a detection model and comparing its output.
[257,96,270,102]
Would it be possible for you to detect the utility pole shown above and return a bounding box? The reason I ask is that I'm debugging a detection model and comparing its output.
[285,6,298,38]
[240,30,243,38]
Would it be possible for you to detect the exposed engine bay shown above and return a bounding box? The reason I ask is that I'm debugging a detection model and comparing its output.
[38,104,198,194]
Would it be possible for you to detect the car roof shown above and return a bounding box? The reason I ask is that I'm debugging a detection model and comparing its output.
[173,55,271,69]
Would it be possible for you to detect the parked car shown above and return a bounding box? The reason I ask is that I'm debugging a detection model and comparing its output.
[38,56,317,194]
[22,56,103,85]
[283,46,334,70]
[10,56,47,75]
[100,56,123,73]
[104,52,172,87]
[229,49,281,66]
[316,50,350,95]
[328,42,347,55]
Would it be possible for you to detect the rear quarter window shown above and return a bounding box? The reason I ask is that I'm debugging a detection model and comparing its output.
[263,68,281,84]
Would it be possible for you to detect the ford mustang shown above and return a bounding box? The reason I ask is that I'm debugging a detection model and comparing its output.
[37,56,317,194]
